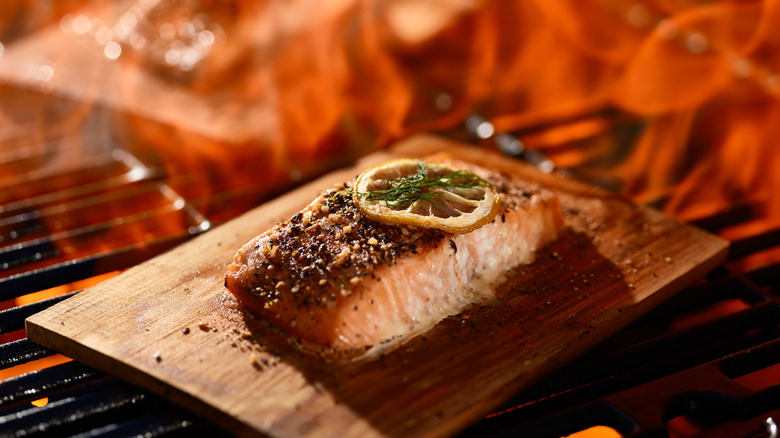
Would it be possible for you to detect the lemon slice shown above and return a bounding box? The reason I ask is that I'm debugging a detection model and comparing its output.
[353,159,500,233]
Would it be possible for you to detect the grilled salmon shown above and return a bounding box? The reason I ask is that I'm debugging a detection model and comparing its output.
[225,158,564,360]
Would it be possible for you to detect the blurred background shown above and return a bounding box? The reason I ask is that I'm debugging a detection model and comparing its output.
[1,0,779,269]
[0,1,779,437]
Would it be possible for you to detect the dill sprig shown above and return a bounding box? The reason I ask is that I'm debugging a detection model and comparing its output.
[357,161,488,209]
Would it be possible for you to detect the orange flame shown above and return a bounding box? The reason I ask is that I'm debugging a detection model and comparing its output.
[0,0,778,273]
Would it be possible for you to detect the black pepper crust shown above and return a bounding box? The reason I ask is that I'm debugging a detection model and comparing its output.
[228,166,543,311]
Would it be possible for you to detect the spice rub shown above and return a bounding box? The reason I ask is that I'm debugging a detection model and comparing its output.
[225,160,565,359]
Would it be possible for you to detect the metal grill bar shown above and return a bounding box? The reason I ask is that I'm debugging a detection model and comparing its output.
[729,227,780,261]
[67,413,211,438]
[747,262,780,288]
[0,234,190,299]
[0,361,100,408]
[719,340,780,383]
[0,291,78,335]
[559,302,779,389]
[0,383,149,436]
[466,401,639,438]
[0,374,217,438]
[690,204,759,233]
[0,340,55,370]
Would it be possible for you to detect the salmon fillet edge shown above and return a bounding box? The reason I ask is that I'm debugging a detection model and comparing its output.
[225,159,565,360]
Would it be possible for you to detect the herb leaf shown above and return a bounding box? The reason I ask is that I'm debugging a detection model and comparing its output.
[355,161,488,209]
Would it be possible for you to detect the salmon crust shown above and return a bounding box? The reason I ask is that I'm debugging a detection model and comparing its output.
[225,160,565,360]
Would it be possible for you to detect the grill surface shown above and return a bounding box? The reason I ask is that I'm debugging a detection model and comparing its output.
[0,0,780,438]
[1,3,779,436]
[1,124,779,438]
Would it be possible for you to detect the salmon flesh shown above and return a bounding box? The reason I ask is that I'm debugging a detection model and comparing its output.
[225,160,564,359]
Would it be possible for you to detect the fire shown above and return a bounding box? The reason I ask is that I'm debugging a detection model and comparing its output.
[392,0,780,270]
[0,272,116,380]
[0,0,778,276]
[0,2,778,434]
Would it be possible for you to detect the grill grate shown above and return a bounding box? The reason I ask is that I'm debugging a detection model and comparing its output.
[2,194,779,438]
[1,125,779,437]
[459,223,780,437]
[0,106,289,438]
[0,292,77,335]
[0,377,207,437]
[0,339,56,370]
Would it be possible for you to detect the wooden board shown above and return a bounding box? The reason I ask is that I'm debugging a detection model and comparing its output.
[26,134,729,438]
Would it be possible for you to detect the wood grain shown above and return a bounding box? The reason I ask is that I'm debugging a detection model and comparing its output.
[26,134,729,438]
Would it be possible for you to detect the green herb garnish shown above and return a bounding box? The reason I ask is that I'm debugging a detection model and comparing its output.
[357,161,488,209]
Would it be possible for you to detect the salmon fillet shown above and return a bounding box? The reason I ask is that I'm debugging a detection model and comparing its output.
[225,159,565,359]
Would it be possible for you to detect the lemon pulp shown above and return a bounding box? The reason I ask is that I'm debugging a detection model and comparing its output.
[353,159,500,233]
